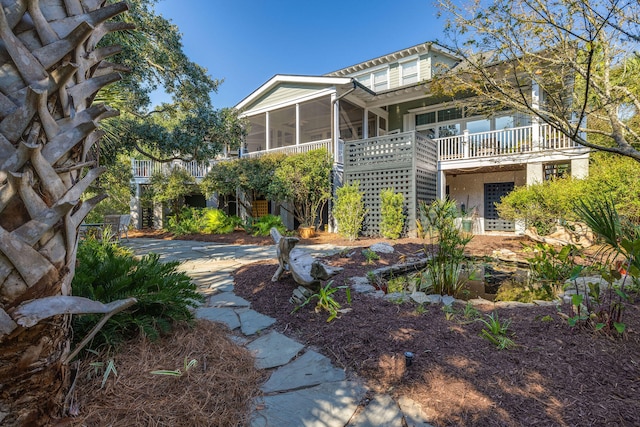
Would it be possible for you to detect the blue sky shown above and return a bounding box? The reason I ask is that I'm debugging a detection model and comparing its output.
[153,0,448,109]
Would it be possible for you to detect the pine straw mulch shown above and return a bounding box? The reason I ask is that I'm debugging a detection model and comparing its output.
[67,320,263,427]
[232,242,640,427]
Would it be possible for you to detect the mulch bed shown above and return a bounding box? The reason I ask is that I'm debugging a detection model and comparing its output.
[232,238,640,427]
[69,321,263,427]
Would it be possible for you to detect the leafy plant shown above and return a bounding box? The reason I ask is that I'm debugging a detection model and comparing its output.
[362,249,380,264]
[478,312,515,350]
[291,281,349,322]
[149,167,199,217]
[203,208,237,234]
[268,149,332,228]
[150,357,199,377]
[166,207,208,235]
[72,237,204,352]
[418,199,473,296]
[379,188,405,239]
[562,196,640,335]
[251,214,286,236]
[333,181,367,240]
[523,242,582,298]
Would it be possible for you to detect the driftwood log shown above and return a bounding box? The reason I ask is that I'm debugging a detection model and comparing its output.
[270,228,342,291]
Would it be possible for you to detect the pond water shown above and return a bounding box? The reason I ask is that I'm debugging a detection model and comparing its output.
[379,257,531,301]
[461,261,530,301]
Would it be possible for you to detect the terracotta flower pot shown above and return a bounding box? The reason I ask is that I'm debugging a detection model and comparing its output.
[298,226,315,239]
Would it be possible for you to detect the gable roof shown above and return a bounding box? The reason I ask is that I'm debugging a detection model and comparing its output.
[325,41,461,77]
[235,75,355,111]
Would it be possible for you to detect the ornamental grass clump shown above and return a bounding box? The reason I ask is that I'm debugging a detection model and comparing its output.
[418,199,473,296]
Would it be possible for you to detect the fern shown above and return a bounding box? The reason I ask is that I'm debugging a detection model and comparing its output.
[72,238,204,351]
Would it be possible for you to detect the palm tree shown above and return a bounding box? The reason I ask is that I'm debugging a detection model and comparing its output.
[0,2,129,424]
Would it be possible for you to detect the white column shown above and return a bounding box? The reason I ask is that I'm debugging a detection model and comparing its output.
[531,82,541,150]
[295,103,300,145]
[363,108,369,138]
[526,162,544,185]
[130,183,141,229]
[265,111,270,150]
[437,170,446,200]
[571,157,589,179]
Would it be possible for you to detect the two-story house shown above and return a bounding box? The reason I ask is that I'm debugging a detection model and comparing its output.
[131,41,589,235]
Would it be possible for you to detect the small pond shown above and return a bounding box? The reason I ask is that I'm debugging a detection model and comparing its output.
[375,256,532,302]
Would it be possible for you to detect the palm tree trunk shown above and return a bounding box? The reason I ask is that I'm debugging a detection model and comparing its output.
[0,1,127,424]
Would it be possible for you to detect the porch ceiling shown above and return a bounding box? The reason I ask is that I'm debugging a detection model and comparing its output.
[444,164,525,176]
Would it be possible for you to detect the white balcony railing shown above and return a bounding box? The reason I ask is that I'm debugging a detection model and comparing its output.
[131,159,211,179]
[241,139,333,159]
[436,124,581,161]
[132,125,584,179]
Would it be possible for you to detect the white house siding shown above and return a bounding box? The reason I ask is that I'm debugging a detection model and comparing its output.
[388,63,400,90]
[249,84,327,111]
[419,55,431,81]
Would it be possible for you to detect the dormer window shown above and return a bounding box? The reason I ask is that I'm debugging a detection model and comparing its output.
[355,66,389,91]
[400,59,419,86]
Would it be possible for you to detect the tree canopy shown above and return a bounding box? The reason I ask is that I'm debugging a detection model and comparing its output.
[437,0,640,161]
[96,0,245,165]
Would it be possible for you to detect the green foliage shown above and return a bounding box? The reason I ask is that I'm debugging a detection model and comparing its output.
[362,249,380,264]
[72,237,204,351]
[268,149,332,227]
[497,153,640,233]
[97,0,247,165]
[333,181,367,241]
[418,199,473,296]
[523,243,582,298]
[562,196,640,335]
[166,207,207,235]
[202,153,286,218]
[379,188,405,239]
[150,167,199,216]
[478,312,515,350]
[84,155,133,224]
[291,281,350,322]
[251,214,286,237]
[203,209,239,234]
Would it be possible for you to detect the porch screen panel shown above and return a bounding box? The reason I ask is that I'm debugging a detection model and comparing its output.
[246,114,266,153]
[300,96,331,143]
[339,100,364,141]
[269,105,296,148]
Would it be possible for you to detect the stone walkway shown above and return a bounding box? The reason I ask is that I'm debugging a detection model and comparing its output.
[124,238,434,427]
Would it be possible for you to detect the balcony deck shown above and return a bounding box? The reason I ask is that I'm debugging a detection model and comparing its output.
[131,125,587,180]
[436,124,587,167]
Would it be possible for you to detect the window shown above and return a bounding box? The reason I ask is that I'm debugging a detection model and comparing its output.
[544,162,570,180]
[354,68,389,91]
[437,107,463,122]
[416,111,436,126]
[373,69,388,91]
[400,59,419,86]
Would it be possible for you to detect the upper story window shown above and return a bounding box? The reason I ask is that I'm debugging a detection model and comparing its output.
[373,69,388,91]
[355,67,389,92]
[400,59,419,86]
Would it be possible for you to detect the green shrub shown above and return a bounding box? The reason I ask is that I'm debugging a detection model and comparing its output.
[379,188,405,239]
[251,214,286,236]
[333,181,367,240]
[72,237,204,352]
[203,208,237,234]
[166,207,207,235]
